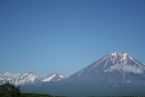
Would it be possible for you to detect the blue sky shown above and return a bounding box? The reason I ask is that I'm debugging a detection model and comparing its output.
[0,0,145,76]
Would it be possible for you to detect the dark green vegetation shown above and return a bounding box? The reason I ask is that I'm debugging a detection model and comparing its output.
[0,82,20,97]
[0,82,66,97]
[21,93,66,97]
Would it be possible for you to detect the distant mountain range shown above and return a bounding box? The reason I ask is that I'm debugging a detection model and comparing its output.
[0,72,64,85]
[1,52,145,97]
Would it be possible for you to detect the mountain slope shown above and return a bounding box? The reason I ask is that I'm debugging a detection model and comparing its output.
[70,52,145,84]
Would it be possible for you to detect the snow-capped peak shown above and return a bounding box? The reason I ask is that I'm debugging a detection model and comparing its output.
[109,52,133,62]
[20,72,37,82]
[73,52,145,78]
[42,73,64,82]
[110,52,128,59]
[0,72,37,85]
[101,52,145,74]
[70,52,145,84]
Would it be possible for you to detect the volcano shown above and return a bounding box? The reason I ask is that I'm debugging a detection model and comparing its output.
[21,52,145,97]
[70,52,145,85]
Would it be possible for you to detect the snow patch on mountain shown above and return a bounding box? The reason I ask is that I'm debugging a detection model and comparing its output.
[42,73,64,82]
[104,63,144,73]
[42,74,57,82]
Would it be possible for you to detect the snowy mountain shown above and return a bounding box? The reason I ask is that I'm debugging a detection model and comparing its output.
[20,52,145,97]
[70,52,145,84]
[0,72,37,85]
[0,72,64,85]
[42,73,64,82]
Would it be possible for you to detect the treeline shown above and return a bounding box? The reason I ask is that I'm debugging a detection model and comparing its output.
[0,82,66,97]
[0,82,20,97]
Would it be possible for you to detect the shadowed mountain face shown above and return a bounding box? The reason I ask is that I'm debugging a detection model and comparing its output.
[70,52,145,85]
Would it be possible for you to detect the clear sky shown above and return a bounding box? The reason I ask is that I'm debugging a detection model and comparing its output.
[0,0,145,76]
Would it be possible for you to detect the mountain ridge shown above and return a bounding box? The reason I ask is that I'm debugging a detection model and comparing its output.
[0,72,64,85]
